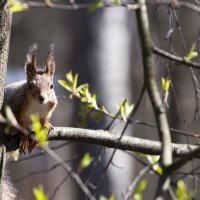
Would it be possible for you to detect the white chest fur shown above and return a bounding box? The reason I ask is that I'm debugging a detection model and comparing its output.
[24,100,49,128]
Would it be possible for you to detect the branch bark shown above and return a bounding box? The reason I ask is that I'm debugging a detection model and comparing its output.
[0,1,12,199]
[135,0,172,199]
[46,127,199,158]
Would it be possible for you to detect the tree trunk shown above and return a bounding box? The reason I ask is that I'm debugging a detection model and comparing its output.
[0,0,12,199]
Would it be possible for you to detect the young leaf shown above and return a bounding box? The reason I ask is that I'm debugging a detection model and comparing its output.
[80,152,94,169]
[66,70,73,83]
[58,80,73,92]
[11,150,20,162]
[109,194,116,200]
[146,155,162,175]
[73,74,78,90]
[99,194,116,200]
[99,196,108,200]
[183,43,198,62]
[113,0,119,5]
[117,99,134,121]
[176,180,196,200]
[33,185,48,200]
[161,77,171,94]
[31,115,49,146]
[134,180,147,200]
[88,0,103,12]
[9,0,29,12]
[5,106,18,126]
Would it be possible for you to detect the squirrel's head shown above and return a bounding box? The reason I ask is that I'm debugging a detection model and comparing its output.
[25,44,56,104]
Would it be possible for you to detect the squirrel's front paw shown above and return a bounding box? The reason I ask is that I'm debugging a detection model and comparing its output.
[43,121,54,132]
[19,135,30,154]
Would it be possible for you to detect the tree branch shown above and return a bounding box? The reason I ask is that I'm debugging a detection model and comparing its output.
[135,1,172,198]
[46,127,200,158]
[0,1,12,199]
[153,45,200,69]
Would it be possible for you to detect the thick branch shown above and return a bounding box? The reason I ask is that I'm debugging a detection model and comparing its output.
[47,127,200,158]
[0,1,12,199]
[25,0,200,15]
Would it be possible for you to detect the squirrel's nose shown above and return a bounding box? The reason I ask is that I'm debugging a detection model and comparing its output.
[39,95,45,103]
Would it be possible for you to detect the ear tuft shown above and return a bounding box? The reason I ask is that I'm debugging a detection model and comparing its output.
[25,43,38,80]
[46,43,55,76]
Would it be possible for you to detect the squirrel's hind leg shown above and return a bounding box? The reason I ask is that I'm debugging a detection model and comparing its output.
[19,134,30,154]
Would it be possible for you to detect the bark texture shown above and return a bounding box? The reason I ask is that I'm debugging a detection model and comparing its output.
[0,1,12,199]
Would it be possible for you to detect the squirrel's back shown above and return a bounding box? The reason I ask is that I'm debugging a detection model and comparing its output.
[4,80,26,105]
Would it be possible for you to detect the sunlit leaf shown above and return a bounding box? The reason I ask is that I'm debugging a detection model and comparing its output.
[134,180,147,200]
[101,106,108,115]
[117,99,134,121]
[31,115,49,146]
[9,0,29,12]
[33,185,48,200]
[80,152,94,169]
[58,80,73,92]
[66,70,73,83]
[161,77,171,93]
[11,150,20,161]
[109,194,116,200]
[183,43,198,62]
[146,155,162,175]
[5,106,18,126]
[99,195,108,200]
[99,194,116,200]
[73,74,78,90]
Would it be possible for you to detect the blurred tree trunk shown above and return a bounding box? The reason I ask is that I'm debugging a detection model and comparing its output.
[0,0,12,198]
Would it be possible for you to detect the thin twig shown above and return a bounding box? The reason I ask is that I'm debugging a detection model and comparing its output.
[153,45,200,69]
[123,165,151,200]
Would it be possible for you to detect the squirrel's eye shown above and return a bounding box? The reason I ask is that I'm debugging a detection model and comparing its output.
[29,84,32,90]
[50,84,54,89]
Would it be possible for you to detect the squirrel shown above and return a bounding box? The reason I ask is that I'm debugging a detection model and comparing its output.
[0,44,58,199]
[4,43,58,154]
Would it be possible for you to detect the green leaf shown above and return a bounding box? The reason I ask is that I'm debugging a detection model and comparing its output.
[176,180,196,200]
[11,150,20,161]
[99,194,116,200]
[113,0,119,5]
[58,80,73,92]
[118,99,134,121]
[101,106,108,115]
[9,0,29,12]
[33,185,48,200]
[99,196,108,200]
[76,84,89,93]
[80,152,94,169]
[31,115,49,146]
[146,155,162,175]
[161,77,171,93]
[66,70,73,83]
[88,0,103,12]
[73,74,78,90]
[183,43,198,62]
[134,180,147,200]
[109,194,116,200]
[5,106,18,126]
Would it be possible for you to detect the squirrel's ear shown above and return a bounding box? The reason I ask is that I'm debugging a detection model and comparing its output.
[46,43,55,76]
[25,44,37,79]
